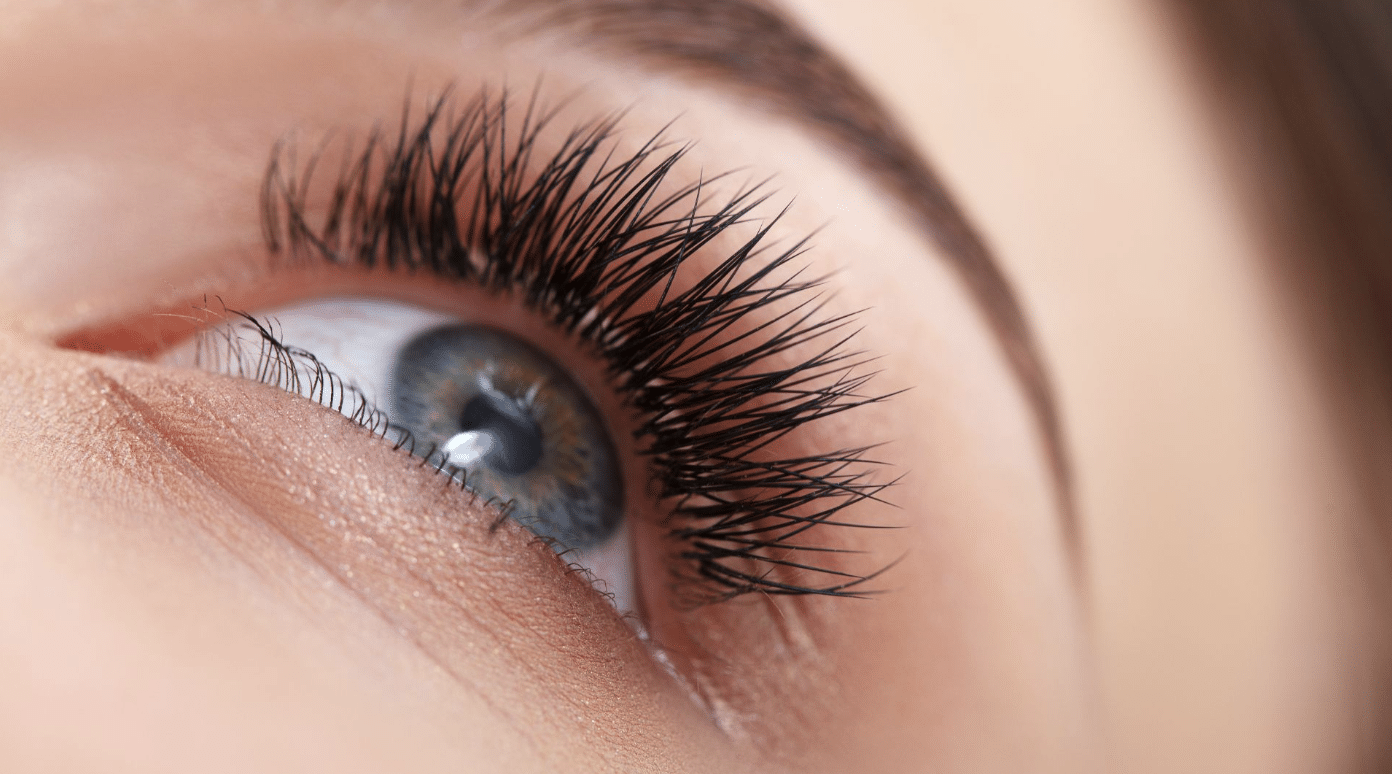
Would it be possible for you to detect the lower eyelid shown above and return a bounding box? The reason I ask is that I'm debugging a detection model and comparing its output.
[172,296,643,612]
[90,349,645,666]
[20,347,728,760]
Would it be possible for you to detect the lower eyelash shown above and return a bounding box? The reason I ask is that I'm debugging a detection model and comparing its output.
[184,305,535,526]
[256,85,899,604]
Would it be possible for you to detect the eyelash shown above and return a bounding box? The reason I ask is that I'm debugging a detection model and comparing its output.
[242,86,896,603]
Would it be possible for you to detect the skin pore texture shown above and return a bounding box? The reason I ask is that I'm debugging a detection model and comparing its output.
[0,1,1369,773]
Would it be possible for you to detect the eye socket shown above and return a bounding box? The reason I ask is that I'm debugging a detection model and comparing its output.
[136,87,897,611]
[162,296,639,614]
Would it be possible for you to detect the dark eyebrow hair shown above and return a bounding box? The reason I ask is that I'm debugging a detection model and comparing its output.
[499,0,1076,536]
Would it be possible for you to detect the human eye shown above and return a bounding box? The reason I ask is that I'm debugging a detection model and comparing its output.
[151,89,892,619]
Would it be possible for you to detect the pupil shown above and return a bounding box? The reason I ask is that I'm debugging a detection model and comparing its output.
[458,390,544,476]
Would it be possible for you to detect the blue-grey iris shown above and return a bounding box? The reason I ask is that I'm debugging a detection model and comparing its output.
[387,324,623,549]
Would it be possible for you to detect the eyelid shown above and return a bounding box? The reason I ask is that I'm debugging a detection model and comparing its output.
[75,341,721,746]
[3,330,744,770]
[257,86,898,604]
[4,329,593,630]
[165,296,643,613]
[160,298,458,407]
[56,83,897,618]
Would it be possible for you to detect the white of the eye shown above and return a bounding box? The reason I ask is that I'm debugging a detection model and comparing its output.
[165,296,638,616]
[569,523,636,616]
[250,298,455,409]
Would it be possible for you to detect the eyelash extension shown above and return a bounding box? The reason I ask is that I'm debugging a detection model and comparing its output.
[257,86,898,603]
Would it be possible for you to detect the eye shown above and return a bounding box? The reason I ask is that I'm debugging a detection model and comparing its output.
[145,86,894,619]
[391,322,625,550]
[164,297,640,613]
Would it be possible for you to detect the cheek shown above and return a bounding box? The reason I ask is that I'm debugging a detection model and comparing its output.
[0,332,738,772]
[0,377,514,770]
[0,473,525,772]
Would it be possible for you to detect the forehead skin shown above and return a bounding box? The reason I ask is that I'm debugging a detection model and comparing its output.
[0,1,1369,773]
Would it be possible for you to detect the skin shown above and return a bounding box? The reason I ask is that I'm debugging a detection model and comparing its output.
[0,1,1369,772]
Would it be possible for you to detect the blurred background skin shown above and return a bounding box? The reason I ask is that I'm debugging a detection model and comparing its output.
[0,0,1383,772]
[792,1,1374,772]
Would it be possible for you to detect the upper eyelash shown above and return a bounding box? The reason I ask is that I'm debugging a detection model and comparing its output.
[258,85,898,603]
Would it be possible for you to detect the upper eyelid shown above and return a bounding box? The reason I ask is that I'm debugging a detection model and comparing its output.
[249,85,899,602]
[483,0,1073,536]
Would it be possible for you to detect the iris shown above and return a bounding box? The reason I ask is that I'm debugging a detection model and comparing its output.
[388,324,624,549]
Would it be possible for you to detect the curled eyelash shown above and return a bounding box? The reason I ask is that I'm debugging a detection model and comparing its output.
[256,86,899,603]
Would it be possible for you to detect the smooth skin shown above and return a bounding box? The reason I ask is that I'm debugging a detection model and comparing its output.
[0,1,1367,773]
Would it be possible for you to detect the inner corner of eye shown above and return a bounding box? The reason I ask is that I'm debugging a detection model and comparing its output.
[163,296,638,614]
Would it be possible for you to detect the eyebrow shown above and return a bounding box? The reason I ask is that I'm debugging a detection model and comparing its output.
[499,0,1077,536]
